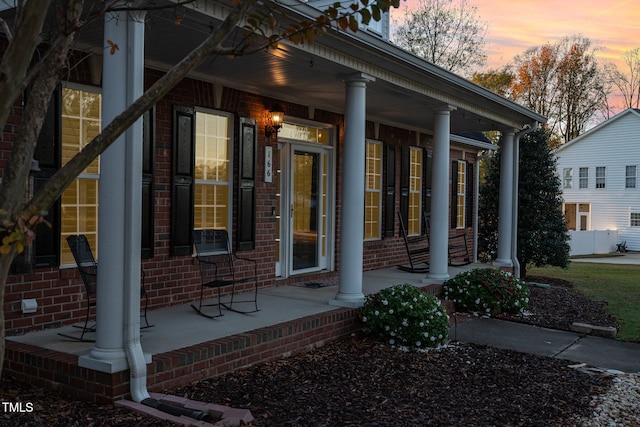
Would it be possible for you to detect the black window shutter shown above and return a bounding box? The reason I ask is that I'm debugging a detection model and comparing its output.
[383,143,395,237]
[451,160,458,228]
[399,147,410,229]
[33,86,62,267]
[141,107,155,258]
[170,106,195,256]
[237,118,256,250]
[466,162,474,228]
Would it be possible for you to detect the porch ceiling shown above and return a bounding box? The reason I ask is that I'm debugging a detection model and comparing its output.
[69,1,545,136]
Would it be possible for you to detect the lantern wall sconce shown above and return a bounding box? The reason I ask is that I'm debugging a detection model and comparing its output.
[264,103,285,139]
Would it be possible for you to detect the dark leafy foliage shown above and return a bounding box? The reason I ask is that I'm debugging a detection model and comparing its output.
[479,129,570,276]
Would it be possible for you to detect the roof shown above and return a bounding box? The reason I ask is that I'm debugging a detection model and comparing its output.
[3,0,546,138]
[554,108,640,153]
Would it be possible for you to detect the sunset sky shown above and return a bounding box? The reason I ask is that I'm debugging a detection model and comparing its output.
[392,0,640,71]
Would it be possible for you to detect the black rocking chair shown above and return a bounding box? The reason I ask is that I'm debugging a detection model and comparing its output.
[191,229,259,318]
[423,211,471,267]
[397,211,430,273]
[58,235,152,342]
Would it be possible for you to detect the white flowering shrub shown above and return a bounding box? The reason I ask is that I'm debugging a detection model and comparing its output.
[442,268,530,315]
[359,283,449,349]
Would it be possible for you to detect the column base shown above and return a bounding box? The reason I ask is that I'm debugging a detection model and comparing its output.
[329,292,365,308]
[493,258,514,268]
[425,273,449,283]
[80,348,151,373]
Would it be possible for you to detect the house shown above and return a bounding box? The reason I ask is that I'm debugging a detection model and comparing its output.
[1,1,545,401]
[555,108,640,254]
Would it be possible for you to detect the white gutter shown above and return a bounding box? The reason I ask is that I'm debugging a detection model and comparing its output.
[511,122,539,278]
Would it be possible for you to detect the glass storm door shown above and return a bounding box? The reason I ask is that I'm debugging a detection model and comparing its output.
[276,121,334,278]
[291,148,321,272]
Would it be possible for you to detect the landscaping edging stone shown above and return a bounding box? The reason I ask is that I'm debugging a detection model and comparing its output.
[115,393,254,426]
[570,322,617,338]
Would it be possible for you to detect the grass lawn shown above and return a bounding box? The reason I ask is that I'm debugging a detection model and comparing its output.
[527,262,640,342]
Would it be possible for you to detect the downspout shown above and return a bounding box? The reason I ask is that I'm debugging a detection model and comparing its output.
[474,149,492,263]
[124,8,150,403]
[511,121,539,278]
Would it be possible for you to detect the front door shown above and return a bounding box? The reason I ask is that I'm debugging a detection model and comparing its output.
[276,121,335,277]
[291,148,325,273]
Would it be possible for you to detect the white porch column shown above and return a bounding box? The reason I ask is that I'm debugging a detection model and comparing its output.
[331,73,374,308]
[495,130,516,267]
[80,9,146,373]
[427,107,455,282]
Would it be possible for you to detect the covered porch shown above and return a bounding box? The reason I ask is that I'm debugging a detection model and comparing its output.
[6,263,482,403]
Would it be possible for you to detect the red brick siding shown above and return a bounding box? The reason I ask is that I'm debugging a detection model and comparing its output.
[3,64,476,335]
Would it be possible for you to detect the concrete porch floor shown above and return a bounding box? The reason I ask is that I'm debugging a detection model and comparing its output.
[8,264,482,359]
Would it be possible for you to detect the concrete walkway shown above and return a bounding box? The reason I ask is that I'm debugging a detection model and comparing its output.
[451,252,640,373]
[450,316,640,373]
[570,252,640,265]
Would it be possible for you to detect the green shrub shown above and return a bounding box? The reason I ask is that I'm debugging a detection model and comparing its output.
[359,283,449,349]
[442,268,530,315]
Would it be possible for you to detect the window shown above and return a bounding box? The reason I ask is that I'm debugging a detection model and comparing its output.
[596,167,606,188]
[408,147,423,236]
[626,165,636,189]
[193,111,232,230]
[356,3,384,35]
[364,140,382,240]
[579,167,588,189]
[60,87,101,265]
[631,213,640,227]
[563,168,572,189]
[563,203,590,231]
[455,160,466,228]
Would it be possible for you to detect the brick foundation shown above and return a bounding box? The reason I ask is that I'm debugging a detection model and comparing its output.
[4,307,359,404]
[4,284,459,404]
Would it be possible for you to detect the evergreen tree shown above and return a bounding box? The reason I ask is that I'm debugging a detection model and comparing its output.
[478,128,570,277]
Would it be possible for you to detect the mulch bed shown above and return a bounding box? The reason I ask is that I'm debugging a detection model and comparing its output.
[0,276,619,426]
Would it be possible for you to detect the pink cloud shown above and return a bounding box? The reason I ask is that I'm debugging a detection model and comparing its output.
[392,0,640,70]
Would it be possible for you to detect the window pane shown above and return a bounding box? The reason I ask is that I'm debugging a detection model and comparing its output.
[194,111,232,234]
[579,167,588,189]
[408,148,422,236]
[364,141,382,240]
[194,184,229,229]
[596,167,605,189]
[60,88,101,264]
[456,161,466,228]
[626,165,636,189]
[563,168,572,189]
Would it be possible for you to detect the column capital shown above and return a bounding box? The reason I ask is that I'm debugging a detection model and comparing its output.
[434,105,457,114]
[339,72,376,84]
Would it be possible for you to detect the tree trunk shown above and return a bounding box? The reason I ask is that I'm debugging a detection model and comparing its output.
[0,247,18,380]
[0,0,256,381]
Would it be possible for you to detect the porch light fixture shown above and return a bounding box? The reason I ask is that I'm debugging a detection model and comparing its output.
[265,103,285,139]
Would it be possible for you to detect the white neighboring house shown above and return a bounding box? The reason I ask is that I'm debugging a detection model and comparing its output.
[554,108,640,254]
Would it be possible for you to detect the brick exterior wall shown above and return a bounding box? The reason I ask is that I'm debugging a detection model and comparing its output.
[2,61,477,336]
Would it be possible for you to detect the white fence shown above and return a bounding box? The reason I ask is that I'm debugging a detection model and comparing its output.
[568,230,619,255]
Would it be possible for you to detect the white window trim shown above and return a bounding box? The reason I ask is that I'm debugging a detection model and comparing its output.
[579,167,588,189]
[625,165,637,189]
[595,166,606,189]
